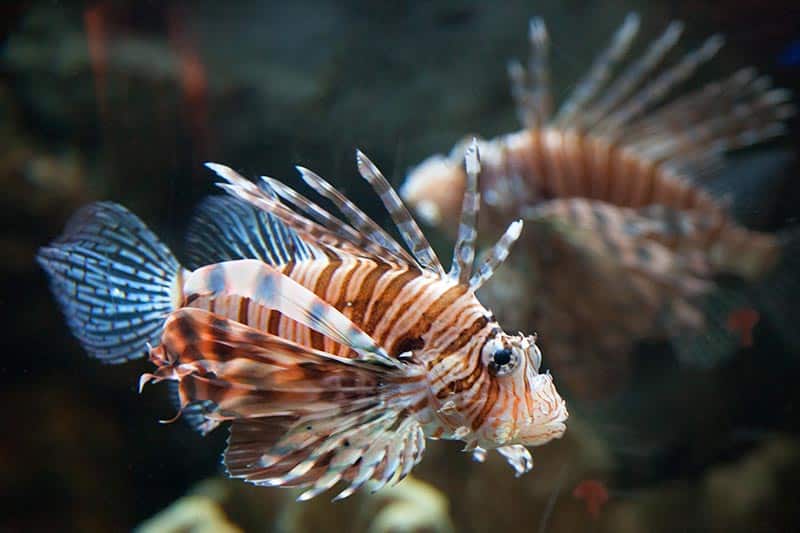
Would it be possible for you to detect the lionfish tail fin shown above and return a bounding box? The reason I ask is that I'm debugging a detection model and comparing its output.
[37,202,183,363]
[149,308,427,501]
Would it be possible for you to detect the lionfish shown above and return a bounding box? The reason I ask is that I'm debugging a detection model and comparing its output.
[37,143,568,501]
[401,14,796,399]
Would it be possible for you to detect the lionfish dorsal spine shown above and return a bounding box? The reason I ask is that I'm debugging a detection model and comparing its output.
[509,17,552,128]
[295,165,416,264]
[356,149,446,275]
[554,12,640,127]
[449,138,481,284]
[259,175,371,251]
[600,33,724,134]
[583,20,683,128]
[469,219,523,291]
[209,163,390,259]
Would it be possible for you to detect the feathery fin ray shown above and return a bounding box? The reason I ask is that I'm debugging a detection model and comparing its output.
[37,202,181,363]
[147,308,426,500]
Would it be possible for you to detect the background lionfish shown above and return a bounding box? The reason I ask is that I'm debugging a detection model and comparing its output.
[37,143,567,501]
[401,13,796,399]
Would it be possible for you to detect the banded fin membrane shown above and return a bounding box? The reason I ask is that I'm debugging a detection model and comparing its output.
[148,308,427,500]
[166,381,220,435]
[37,202,181,363]
[185,194,319,269]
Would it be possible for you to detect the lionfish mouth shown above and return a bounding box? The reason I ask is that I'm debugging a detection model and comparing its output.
[519,374,569,446]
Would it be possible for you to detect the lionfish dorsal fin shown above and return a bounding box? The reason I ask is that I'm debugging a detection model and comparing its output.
[446,139,523,290]
[207,163,399,260]
[449,138,481,284]
[184,258,399,367]
[554,12,640,127]
[356,150,446,276]
[151,308,426,500]
[509,17,552,128]
[295,166,417,265]
[469,219,523,291]
[260,176,371,251]
[599,32,724,134]
[185,194,320,269]
[581,19,683,128]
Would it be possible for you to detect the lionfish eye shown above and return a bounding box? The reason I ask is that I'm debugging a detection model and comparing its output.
[489,347,518,376]
[493,348,512,366]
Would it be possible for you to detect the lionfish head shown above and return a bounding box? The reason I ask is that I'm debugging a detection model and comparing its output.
[476,332,568,448]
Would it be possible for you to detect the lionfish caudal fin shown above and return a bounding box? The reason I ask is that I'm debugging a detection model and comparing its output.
[37,202,183,363]
[145,307,428,501]
[205,142,524,293]
[513,13,794,174]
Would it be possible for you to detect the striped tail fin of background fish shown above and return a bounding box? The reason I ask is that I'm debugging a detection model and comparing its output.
[37,141,568,501]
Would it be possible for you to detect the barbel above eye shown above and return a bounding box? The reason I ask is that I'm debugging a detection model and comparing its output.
[530,344,542,373]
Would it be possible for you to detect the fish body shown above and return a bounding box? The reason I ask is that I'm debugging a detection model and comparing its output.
[401,14,794,398]
[38,145,567,500]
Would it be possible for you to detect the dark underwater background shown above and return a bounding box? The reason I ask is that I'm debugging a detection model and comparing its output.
[2,1,800,531]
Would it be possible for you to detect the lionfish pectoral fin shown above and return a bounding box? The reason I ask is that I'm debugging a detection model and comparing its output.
[508,17,552,127]
[37,202,183,363]
[225,410,425,502]
[150,308,427,500]
[184,259,398,367]
[496,445,533,477]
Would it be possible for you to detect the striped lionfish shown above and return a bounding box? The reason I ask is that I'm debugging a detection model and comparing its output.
[37,143,567,501]
[401,14,796,398]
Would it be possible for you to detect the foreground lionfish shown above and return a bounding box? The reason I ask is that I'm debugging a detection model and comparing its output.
[402,14,796,398]
[38,143,567,501]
